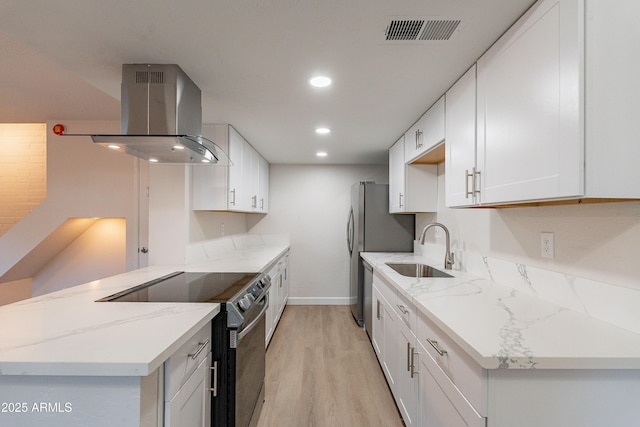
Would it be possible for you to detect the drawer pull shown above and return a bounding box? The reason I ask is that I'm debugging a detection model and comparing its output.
[426,338,447,357]
[188,339,210,360]
[396,304,409,315]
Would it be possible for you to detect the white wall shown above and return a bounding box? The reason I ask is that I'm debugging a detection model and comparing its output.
[148,164,251,265]
[249,164,388,303]
[417,164,640,291]
[32,218,126,296]
[0,120,138,300]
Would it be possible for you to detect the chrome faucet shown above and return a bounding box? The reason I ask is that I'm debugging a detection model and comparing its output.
[419,223,455,270]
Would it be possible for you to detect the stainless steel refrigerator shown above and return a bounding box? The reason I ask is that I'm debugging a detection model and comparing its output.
[347,182,415,332]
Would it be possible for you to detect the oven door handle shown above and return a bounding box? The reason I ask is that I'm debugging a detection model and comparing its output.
[237,295,268,341]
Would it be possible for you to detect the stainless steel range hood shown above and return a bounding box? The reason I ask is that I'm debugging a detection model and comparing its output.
[91,64,230,164]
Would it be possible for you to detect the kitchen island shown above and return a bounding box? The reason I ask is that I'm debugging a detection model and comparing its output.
[362,251,640,426]
[0,234,289,427]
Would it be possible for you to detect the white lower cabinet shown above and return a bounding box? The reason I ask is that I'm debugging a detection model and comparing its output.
[396,317,418,426]
[373,271,484,427]
[419,343,474,427]
[372,273,418,424]
[265,251,289,347]
[164,324,212,427]
[369,263,640,426]
[382,296,398,390]
[371,285,384,359]
[165,353,212,427]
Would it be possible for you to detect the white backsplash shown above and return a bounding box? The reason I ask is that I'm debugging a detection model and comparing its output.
[186,233,290,264]
[419,241,640,336]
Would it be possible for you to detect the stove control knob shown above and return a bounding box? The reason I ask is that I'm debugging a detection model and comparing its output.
[238,295,253,311]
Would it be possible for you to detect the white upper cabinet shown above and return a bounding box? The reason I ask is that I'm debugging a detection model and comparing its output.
[192,124,269,213]
[389,137,406,213]
[445,65,478,208]
[258,156,269,213]
[244,143,261,211]
[228,126,247,211]
[389,137,438,214]
[404,96,445,163]
[476,0,582,205]
[446,0,640,207]
[583,0,640,198]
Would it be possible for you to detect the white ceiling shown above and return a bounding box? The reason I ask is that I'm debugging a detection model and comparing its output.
[0,0,535,164]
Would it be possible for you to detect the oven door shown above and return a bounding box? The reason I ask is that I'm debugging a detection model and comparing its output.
[233,293,267,427]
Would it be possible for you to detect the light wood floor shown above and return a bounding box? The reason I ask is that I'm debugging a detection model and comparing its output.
[257,305,404,427]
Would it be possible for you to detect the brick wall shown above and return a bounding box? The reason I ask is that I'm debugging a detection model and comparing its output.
[0,123,47,237]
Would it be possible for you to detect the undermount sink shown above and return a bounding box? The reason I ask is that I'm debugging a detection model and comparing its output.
[385,262,452,278]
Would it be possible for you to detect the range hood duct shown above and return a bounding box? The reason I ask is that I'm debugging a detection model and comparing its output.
[90,64,230,165]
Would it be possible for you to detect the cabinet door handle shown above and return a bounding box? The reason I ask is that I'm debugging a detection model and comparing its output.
[416,129,423,149]
[251,195,257,208]
[399,193,404,208]
[188,339,210,359]
[230,188,236,205]
[465,169,473,199]
[397,304,409,315]
[209,361,218,397]
[407,342,412,372]
[260,197,264,209]
[376,300,381,320]
[410,346,416,379]
[426,338,448,356]
[465,168,481,200]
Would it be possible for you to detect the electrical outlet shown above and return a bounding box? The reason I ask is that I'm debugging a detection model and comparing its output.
[540,232,554,259]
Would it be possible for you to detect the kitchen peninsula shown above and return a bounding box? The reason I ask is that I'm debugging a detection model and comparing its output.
[0,234,289,427]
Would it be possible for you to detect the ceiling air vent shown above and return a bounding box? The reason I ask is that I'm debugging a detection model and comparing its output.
[386,19,425,41]
[384,17,463,42]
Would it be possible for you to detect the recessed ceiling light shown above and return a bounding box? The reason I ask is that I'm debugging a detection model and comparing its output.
[201,159,211,163]
[149,158,159,163]
[309,76,332,88]
[107,144,120,150]
[315,127,331,135]
[316,151,328,157]
[172,145,185,150]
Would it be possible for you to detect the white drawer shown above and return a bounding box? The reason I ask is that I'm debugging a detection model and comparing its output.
[418,341,485,427]
[417,311,486,416]
[373,272,397,313]
[164,323,212,401]
[396,291,416,332]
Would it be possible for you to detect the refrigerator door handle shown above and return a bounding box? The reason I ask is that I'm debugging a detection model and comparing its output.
[347,208,354,255]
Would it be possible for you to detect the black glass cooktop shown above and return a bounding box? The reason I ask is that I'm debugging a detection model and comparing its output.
[98,271,260,303]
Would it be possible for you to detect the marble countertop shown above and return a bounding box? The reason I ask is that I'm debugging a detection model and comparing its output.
[0,241,289,377]
[361,252,640,370]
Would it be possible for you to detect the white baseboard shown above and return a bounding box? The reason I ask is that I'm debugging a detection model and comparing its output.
[286,297,350,306]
